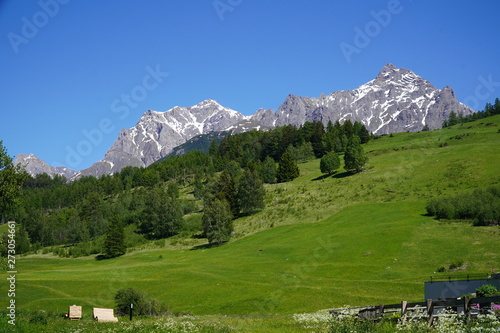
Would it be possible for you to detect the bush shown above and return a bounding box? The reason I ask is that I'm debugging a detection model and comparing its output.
[476,284,499,297]
[28,310,48,325]
[115,288,169,317]
[426,186,500,225]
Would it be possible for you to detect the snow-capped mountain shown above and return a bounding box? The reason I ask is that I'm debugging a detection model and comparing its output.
[78,99,247,177]
[16,64,475,178]
[13,154,77,179]
[271,63,474,133]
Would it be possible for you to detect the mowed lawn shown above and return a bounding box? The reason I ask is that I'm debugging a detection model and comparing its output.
[7,115,500,316]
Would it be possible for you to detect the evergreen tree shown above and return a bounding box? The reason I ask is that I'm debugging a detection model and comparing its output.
[202,198,233,245]
[311,121,325,157]
[261,156,276,184]
[208,138,219,156]
[344,136,368,173]
[276,151,300,183]
[447,111,459,126]
[139,188,183,239]
[357,124,371,144]
[14,225,31,254]
[334,133,348,153]
[320,152,341,175]
[215,170,239,216]
[79,192,106,239]
[322,131,335,153]
[192,171,205,199]
[104,217,125,258]
[286,143,314,164]
[238,169,265,215]
[343,119,354,138]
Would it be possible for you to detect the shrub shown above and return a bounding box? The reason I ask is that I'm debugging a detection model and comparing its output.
[426,186,500,225]
[28,310,48,325]
[115,288,169,317]
[476,284,499,297]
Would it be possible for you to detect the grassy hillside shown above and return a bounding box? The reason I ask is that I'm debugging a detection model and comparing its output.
[4,116,500,321]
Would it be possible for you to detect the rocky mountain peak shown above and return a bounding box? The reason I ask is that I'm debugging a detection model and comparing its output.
[14,153,77,179]
[16,64,475,179]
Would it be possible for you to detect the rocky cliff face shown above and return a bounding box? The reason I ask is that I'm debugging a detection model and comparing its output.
[16,64,475,178]
[273,63,474,134]
[13,154,77,179]
[77,99,247,177]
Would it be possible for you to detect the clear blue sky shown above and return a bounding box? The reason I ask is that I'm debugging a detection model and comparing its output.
[1,0,499,170]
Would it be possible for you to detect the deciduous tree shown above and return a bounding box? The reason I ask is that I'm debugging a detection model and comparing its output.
[0,141,28,220]
[238,168,265,215]
[202,198,233,245]
[320,152,341,175]
[344,135,368,173]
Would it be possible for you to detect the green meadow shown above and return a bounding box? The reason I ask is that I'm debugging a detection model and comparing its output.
[3,115,500,331]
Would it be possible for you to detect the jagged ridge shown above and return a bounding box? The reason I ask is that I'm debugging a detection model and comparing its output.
[16,64,475,178]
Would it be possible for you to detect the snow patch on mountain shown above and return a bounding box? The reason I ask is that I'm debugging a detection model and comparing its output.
[17,64,475,179]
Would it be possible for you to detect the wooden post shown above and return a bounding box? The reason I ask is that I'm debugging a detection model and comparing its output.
[378,304,385,320]
[426,299,434,326]
[464,296,471,323]
[401,301,408,320]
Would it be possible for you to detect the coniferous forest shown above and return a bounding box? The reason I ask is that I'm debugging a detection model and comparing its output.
[1,120,371,258]
[3,98,500,260]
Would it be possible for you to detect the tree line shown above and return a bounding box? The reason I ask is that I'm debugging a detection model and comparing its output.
[442,98,500,128]
[1,119,371,258]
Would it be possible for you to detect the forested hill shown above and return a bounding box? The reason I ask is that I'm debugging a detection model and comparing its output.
[3,118,370,256]
[2,98,500,259]
[1,107,499,319]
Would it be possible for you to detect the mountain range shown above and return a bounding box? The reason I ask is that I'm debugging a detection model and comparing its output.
[14,64,474,179]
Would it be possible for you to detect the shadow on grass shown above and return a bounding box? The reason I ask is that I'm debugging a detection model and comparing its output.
[333,171,355,178]
[312,171,354,181]
[312,174,330,181]
[190,242,227,251]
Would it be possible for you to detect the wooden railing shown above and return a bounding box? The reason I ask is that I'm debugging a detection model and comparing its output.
[330,296,500,324]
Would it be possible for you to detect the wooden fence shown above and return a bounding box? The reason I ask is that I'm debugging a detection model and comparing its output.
[330,296,500,325]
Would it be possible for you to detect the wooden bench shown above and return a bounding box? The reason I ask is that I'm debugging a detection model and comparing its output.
[93,307,118,322]
[67,305,82,320]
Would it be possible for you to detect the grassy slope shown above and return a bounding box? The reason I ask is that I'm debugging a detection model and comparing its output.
[6,116,500,318]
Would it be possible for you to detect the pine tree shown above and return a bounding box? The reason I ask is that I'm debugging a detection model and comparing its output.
[357,124,371,143]
[276,151,300,183]
[344,135,368,173]
[261,156,276,184]
[104,217,125,258]
[215,170,239,216]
